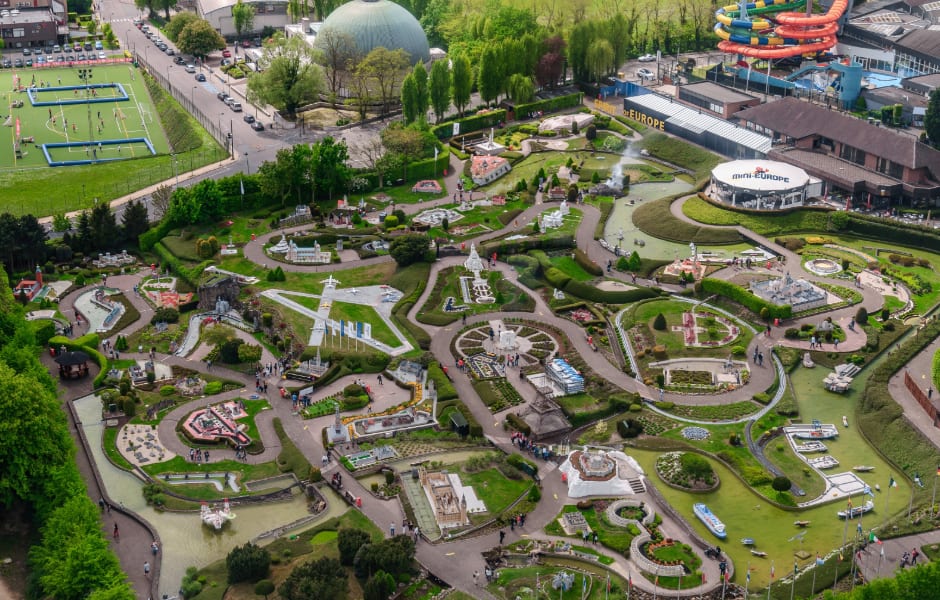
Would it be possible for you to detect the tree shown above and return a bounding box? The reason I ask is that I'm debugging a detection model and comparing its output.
[248,33,324,118]
[88,203,122,252]
[0,213,48,274]
[412,62,428,118]
[254,580,275,599]
[150,184,173,220]
[121,200,149,246]
[177,19,226,60]
[390,233,430,266]
[314,28,358,98]
[652,313,667,330]
[508,73,534,104]
[226,543,270,583]
[586,38,614,82]
[477,45,501,105]
[771,476,791,492]
[401,73,419,124]
[232,0,255,41]
[353,534,416,579]
[86,19,97,36]
[927,88,940,146]
[338,528,372,565]
[311,136,350,202]
[153,0,179,21]
[237,343,263,364]
[428,59,451,123]
[451,53,472,116]
[364,571,396,600]
[279,557,347,600]
[165,11,200,42]
[855,306,868,325]
[356,47,410,115]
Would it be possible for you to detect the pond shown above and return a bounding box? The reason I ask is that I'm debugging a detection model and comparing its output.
[630,366,912,589]
[74,393,346,597]
[603,181,754,262]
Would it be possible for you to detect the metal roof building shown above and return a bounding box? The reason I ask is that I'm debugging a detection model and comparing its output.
[622,93,772,159]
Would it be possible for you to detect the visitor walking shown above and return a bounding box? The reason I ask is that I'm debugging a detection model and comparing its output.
[144,561,150,577]
[499,530,505,545]
[390,523,395,536]
[113,523,119,539]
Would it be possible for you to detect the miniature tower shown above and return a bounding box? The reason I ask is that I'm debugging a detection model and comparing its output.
[460,494,468,524]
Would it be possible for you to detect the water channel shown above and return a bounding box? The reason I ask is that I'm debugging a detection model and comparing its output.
[74,393,347,596]
[629,361,914,590]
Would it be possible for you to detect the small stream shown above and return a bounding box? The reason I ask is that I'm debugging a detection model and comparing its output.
[74,393,345,596]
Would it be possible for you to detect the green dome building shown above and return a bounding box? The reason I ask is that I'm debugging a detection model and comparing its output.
[315,0,430,65]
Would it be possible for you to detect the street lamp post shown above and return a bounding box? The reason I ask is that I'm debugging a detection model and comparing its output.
[191,85,197,108]
[172,153,179,187]
[77,67,94,144]
[245,151,250,175]
[166,64,171,84]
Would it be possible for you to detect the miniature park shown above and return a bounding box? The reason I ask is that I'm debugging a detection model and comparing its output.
[10,91,940,600]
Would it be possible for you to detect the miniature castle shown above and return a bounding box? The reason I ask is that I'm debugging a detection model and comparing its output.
[750,272,827,312]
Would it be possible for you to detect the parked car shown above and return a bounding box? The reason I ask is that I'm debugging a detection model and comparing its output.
[241,40,252,48]
[195,73,206,82]
[217,91,229,102]
[243,114,255,123]
[22,48,30,55]
[638,53,655,62]
[165,48,175,56]
[25,59,32,67]
[99,52,107,60]
[83,42,93,51]
[53,44,61,52]
[230,102,242,112]
[220,58,232,66]
[251,121,264,131]
[1,59,10,68]
[637,67,655,80]
[184,64,196,73]
[174,56,185,65]
[13,58,22,68]
[222,49,231,58]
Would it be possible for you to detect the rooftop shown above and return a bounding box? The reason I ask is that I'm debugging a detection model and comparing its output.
[770,148,903,189]
[734,97,940,171]
[469,155,509,179]
[896,28,940,59]
[680,81,759,104]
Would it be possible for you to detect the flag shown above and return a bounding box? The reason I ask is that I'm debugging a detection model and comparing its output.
[770,563,775,579]
[725,571,730,582]
[654,574,659,587]
[15,117,20,138]
[240,177,244,196]
[606,573,610,591]
[890,477,898,488]
[869,532,882,544]
[628,573,632,590]
[936,465,940,476]
[847,497,853,508]
[794,560,799,576]
[746,571,750,583]
[582,574,587,595]
[880,544,885,557]
[340,319,345,337]
[839,551,844,562]
[915,474,924,488]
[864,485,874,497]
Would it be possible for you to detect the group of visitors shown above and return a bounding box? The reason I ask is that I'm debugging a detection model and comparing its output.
[188,448,210,463]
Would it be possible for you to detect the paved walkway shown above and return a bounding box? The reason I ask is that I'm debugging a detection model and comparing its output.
[856,528,940,582]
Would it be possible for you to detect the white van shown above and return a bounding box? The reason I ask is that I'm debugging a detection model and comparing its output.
[231,102,243,112]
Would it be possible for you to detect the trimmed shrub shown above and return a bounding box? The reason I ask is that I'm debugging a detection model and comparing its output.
[204,381,223,395]
[506,413,531,435]
[772,476,791,492]
[652,313,667,331]
[855,307,869,325]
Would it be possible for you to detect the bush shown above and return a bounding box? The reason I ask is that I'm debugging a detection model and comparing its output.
[506,412,531,435]
[151,306,180,324]
[617,418,644,438]
[159,385,176,396]
[771,476,791,492]
[528,485,541,502]
[856,306,869,325]
[652,313,667,331]
[701,278,791,319]
[204,381,223,395]
[226,543,270,584]
[338,528,372,566]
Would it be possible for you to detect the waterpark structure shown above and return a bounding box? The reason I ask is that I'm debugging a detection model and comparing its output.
[713,0,863,106]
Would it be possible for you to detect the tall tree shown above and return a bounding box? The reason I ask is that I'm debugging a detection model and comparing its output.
[310,136,350,202]
[451,53,472,116]
[165,12,199,43]
[477,45,501,105]
[121,200,150,246]
[412,62,429,119]
[152,0,179,22]
[508,74,534,104]
[177,19,226,60]
[248,33,324,118]
[927,88,940,146]
[428,59,451,123]
[356,47,410,116]
[585,38,614,82]
[232,0,256,41]
[314,28,358,99]
[88,203,122,252]
[400,73,419,124]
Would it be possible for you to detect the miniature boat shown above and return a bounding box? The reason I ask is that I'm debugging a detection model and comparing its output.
[853,466,875,472]
[751,550,768,557]
[793,520,811,527]
[694,503,727,539]
[741,538,756,546]
[875,484,881,492]
[794,441,828,453]
[793,425,839,440]
[843,416,849,427]
[837,500,875,519]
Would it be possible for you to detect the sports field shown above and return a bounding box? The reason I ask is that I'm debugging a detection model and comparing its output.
[0,63,224,216]
[0,62,169,166]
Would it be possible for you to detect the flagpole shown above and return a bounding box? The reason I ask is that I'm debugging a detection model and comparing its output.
[745,561,750,599]
[676,572,681,600]
[908,475,916,520]
[790,561,797,600]
[767,560,774,600]
[811,555,817,598]
[932,466,938,516]
[883,479,892,528]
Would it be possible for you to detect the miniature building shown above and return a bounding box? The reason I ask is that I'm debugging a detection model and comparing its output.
[14,266,43,301]
[519,398,572,440]
[417,466,486,528]
[470,155,511,186]
[750,272,827,312]
[539,199,570,230]
[285,239,332,264]
[268,234,290,254]
[547,186,567,201]
[474,128,506,156]
[197,272,242,312]
[558,447,646,498]
[538,113,594,133]
[545,358,585,395]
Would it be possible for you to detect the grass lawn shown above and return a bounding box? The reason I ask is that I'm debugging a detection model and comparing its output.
[488,563,628,600]
[423,198,530,241]
[682,196,831,235]
[417,266,535,325]
[633,196,744,245]
[544,504,637,556]
[459,467,531,514]
[326,301,398,347]
[634,132,723,182]
[220,257,397,297]
[0,64,224,215]
[764,436,827,499]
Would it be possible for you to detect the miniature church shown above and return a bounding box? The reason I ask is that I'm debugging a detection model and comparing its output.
[539,198,570,230]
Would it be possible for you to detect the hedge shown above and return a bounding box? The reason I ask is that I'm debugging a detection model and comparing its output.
[844,213,940,254]
[30,320,56,347]
[514,93,584,118]
[506,412,531,435]
[139,219,176,251]
[700,277,791,319]
[574,248,603,276]
[273,418,311,478]
[404,146,451,180]
[427,362,458,401]
[482,234,575,257]
[432,109,507,139]
[563,280,659,304]
[153,241,214,289]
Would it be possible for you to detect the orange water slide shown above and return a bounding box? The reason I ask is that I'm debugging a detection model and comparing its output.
[717,0,849,59]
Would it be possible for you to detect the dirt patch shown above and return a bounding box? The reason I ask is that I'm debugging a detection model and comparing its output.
[596,280,635,292]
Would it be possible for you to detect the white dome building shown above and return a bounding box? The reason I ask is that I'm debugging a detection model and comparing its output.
[314,0,430,65]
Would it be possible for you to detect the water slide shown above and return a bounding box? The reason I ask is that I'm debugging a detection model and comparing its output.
[714,0,850,59]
